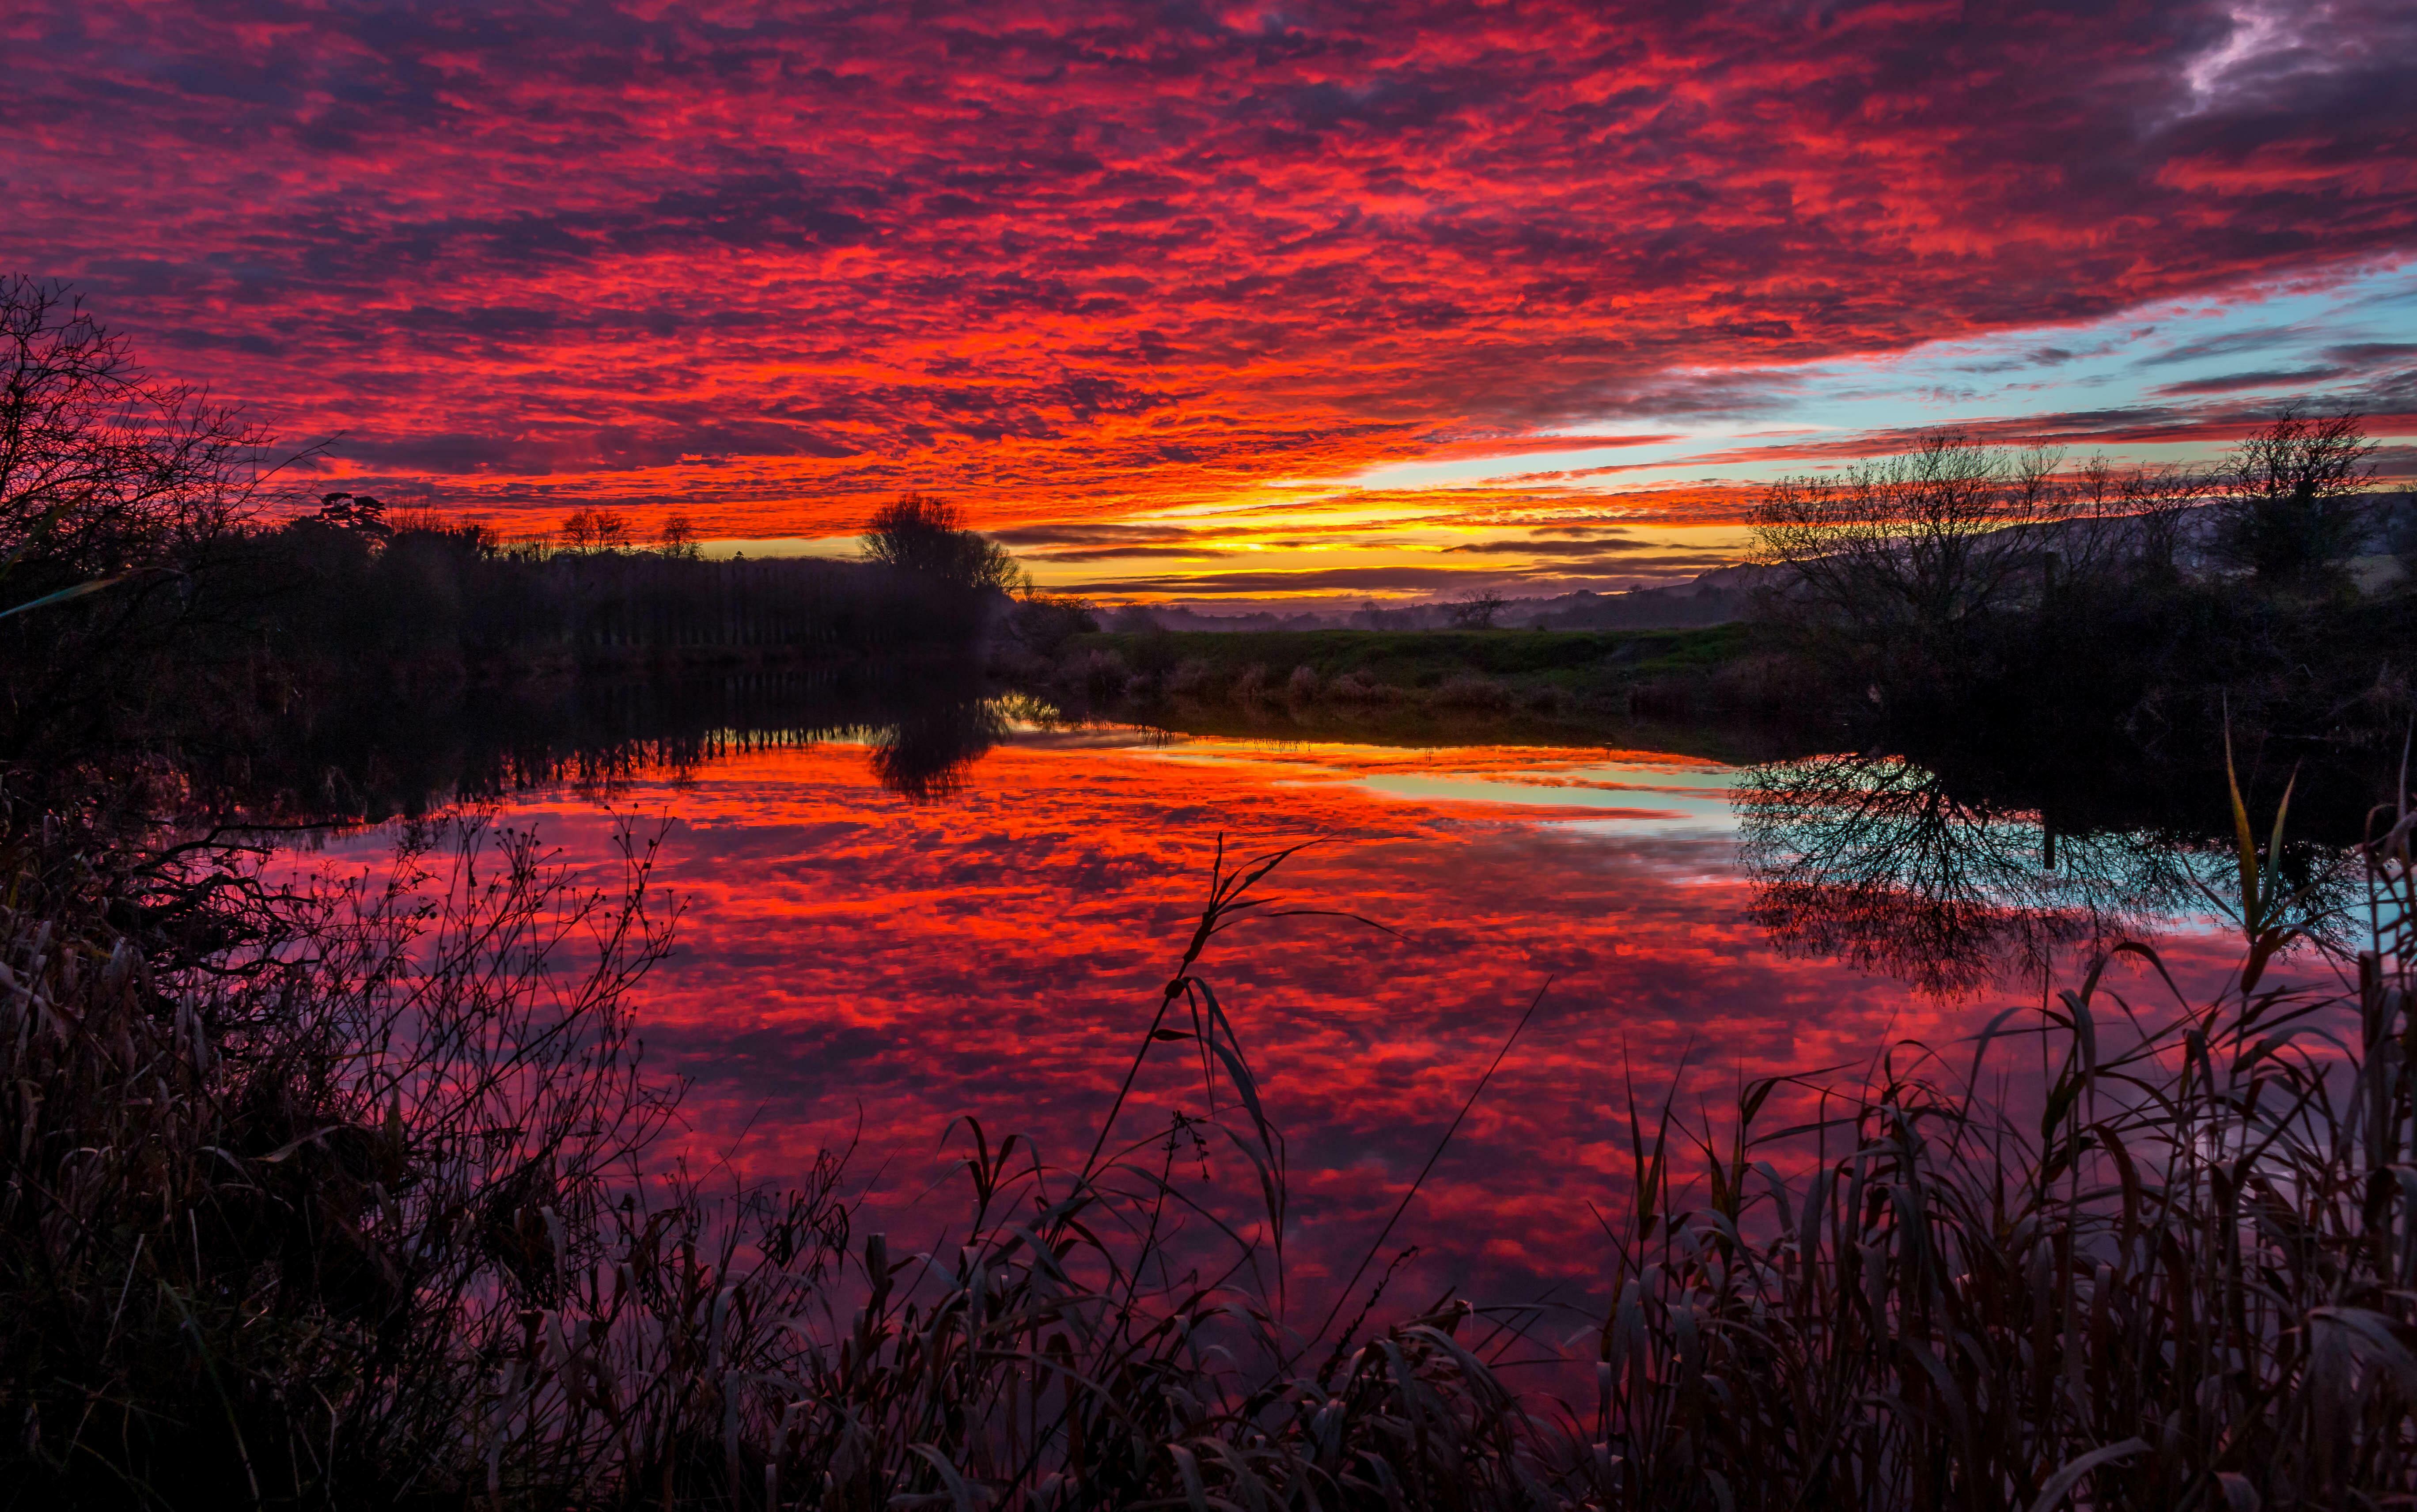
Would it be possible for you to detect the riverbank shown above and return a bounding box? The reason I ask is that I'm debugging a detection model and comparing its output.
[1026,623,1778,720]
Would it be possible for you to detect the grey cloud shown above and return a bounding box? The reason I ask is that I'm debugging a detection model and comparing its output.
[2135,326,2302,368]
[1445,538,1659,557]
[2154,367,2345,397]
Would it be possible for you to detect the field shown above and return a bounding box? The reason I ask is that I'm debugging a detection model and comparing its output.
[1034,624,1776,741]
[1074,624,1752,690]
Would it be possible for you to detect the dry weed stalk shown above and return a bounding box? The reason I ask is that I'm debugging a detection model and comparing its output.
[12,773,2417,1508]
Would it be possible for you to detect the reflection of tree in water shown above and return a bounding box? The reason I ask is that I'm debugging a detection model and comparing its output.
[1736,753,2356,997]
[188,669,1027,823]
[865,698,1009,800]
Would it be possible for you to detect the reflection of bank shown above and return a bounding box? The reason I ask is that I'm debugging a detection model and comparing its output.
[191,664,1028,824]
[1735,753,2358,997]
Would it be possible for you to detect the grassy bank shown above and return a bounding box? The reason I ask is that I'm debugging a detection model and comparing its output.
[1075,623,1754,688]
[1025,624,1774,727]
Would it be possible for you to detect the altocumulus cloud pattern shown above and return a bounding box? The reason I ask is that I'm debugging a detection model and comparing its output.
[3,0,2412,540]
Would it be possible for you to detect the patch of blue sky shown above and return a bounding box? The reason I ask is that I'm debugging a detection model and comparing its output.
[1355,762,1742,835]
[1352,260,2417,496]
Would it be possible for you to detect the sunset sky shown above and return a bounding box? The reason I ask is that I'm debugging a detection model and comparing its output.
[7,0,2412,603]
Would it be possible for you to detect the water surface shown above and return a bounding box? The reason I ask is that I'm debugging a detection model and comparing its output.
[307,709,2281,1340]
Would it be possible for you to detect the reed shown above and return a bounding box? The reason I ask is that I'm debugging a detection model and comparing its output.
[0,818,680,1506]
[8,767,2417,1508]
[1572,769,2417,1510]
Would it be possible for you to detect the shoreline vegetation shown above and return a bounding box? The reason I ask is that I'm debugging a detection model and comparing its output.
[1010,625,1765,728]
[13,793,2417,1508]
[998,417,2417,838]
[14,280,2417,1505]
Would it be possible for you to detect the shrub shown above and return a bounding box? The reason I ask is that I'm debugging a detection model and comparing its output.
[1166,656,1215,697]
[1062,646,1128,696]
[0,820,679,1506]
[1430,673,1512,709]
[1326,669,1393,703]
[1007,592,1098,655]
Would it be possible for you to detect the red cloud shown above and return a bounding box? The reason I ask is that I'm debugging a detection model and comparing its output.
[1,0,2410,538]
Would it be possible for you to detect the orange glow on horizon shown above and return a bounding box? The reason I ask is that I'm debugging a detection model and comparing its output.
[4,0,2411,599]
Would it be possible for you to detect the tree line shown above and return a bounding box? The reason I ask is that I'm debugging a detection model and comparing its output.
[0,278,1019,827]
[1743,409,2407,755]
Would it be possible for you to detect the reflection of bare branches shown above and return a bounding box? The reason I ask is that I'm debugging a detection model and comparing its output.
[1736,753,2354,996]
[1748,879,2076,998]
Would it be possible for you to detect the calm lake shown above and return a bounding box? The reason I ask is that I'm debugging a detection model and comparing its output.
[292,683,2309,1350]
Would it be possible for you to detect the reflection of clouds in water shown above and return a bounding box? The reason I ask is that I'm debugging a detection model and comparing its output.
[1119,739,1740,833]
[342,736,2242,1322]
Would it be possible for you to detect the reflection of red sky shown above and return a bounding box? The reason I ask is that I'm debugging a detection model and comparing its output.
[371,735,2261,1322]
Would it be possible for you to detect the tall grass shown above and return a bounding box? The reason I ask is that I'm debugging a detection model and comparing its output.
[0,819,680,1506]
[9,770,2417,1507]
[1582,772,2417,1509]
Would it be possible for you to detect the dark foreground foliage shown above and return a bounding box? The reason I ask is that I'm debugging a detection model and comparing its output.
[9,761,2417,1508]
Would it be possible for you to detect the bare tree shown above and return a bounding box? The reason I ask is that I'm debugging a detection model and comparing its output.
[1446,587,1508,628]
[2064,455,2212,585]
[2208,406,2376,589]
[0,276,275,610]
[656,512,701,560]
[1752,434,2058,649]
[0,278,302,787]
[1748,431,2208,687]
[559,507,631,554]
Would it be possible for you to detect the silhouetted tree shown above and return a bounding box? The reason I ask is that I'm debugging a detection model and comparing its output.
[656,513,700,560]
[0,277,289,800]
[559,507,631,553]
[311,492,391,539]
[1750,432,2209,700]
[0,276,272,610]
[2209,407,2376,590]
[1447,588,1508,628]
[860,494,1023,595]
